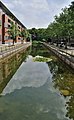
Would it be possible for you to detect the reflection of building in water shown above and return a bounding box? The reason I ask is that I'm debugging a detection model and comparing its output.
[0,48,30,93]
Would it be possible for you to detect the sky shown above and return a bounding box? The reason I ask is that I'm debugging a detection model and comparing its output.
[1,0,73,29]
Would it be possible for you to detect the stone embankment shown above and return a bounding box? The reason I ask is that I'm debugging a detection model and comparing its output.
[0,42,31,61]
[43,42,74,69]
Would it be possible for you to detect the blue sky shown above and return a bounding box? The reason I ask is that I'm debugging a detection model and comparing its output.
[1,0,73,28]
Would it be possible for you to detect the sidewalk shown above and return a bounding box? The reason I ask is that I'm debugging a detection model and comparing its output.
[0,42,31,59]
[51,44,74,57]
[43,42,74,69]
[50,44,74,63]
[59,46,74,56]
[0,42,26,52]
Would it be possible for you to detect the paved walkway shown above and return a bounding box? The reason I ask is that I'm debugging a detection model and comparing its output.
[0,42,31,59]
[59,47,74,57]
[43,42,74,69]
[0,42,24,52]
[51,45,74,63]
[51,44,74,56]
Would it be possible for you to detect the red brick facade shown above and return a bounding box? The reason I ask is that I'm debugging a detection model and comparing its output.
[0,9,2,44]
[0,1,26,44]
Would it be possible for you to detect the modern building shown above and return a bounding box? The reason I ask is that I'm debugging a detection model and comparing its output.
[0,1,26,44]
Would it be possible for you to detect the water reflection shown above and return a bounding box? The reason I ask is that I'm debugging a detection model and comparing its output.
[0,47,30,94]
[0,55,69,120]
[2,56,52,95]
[31,42,74,120]
[0,42,74,120]
[0,85,68,120]
[47,53,74,120]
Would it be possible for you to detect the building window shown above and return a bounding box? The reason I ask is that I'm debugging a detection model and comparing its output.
[8,36,11,39]
[4,36,8,40]
[8,24,11,28]
[8,19,11,23]
[18,26,20,29]
[18,38,20,40]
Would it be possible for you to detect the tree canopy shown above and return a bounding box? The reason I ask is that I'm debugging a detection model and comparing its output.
[29,2,74,46]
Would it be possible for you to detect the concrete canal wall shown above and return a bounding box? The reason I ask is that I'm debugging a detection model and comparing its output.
[43,43,74,69]
[0,42,31,62]
[0,43,31,92]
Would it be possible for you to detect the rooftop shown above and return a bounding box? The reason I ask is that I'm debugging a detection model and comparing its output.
[0,1,26,29]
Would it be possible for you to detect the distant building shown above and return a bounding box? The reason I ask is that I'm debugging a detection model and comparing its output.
[0,1,26,44]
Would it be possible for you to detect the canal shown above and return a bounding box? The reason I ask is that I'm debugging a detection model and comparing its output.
[0,42,74,120]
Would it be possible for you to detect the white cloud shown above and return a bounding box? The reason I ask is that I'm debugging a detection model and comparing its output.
[1,0,73,28]
[30,0,49,11]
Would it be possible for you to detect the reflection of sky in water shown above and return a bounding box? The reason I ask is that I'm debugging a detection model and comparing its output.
[2,55,52,95]
[0,55,70,120]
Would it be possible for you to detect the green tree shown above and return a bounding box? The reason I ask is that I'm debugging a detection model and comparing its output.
[8,22,19,45]
[20,29,26,43]
[68,1,74,39]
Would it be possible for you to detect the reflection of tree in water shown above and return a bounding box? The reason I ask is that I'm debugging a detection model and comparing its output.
[31,42,53,58]
[66,95,74,119]
[31,42,74,119]
[0,48,30,94]
[47,59,74,120]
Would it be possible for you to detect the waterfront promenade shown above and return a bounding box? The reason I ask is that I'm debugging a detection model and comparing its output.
[43,42,74,69]
[0,42,31,60]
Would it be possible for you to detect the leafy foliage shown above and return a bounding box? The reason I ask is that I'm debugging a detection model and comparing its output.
[7,22,19,44]
[28,2,74,47]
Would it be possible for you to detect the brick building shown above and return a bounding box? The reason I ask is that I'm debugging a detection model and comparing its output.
[0,1,26,44]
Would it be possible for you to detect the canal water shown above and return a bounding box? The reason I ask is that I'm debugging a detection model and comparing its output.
[0,42,74,120]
